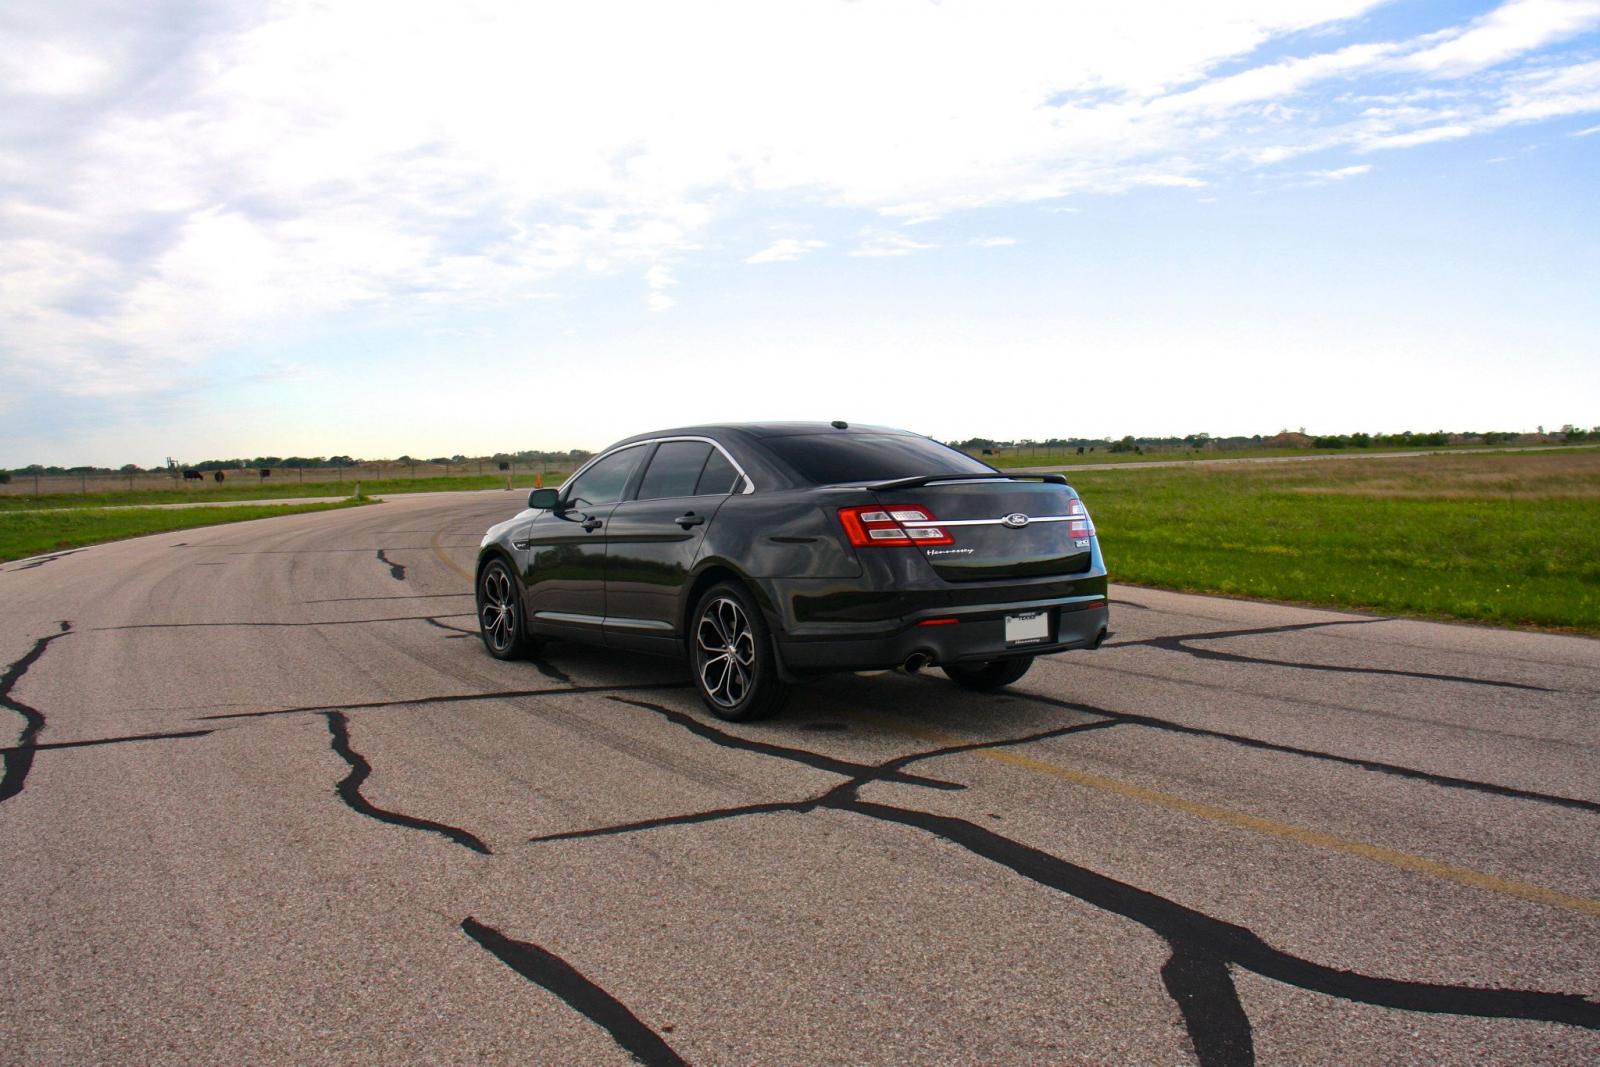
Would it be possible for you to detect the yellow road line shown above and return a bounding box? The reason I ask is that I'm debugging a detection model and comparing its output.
[844,710,1600,918]
[431,527,473,581]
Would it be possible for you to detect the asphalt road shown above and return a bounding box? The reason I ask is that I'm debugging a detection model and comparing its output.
[2,491,1596,1066]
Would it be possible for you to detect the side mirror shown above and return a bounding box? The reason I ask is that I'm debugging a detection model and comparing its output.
[528,487,561,510]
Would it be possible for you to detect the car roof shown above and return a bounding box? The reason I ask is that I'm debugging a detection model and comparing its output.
[610,422,914,446]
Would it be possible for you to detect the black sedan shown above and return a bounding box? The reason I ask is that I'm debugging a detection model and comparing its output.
[477,423,1108,720]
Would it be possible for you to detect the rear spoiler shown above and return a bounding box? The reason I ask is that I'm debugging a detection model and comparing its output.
[864,472,1069,492]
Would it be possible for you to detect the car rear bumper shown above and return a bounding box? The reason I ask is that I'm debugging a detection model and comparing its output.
[774,597,1110,673]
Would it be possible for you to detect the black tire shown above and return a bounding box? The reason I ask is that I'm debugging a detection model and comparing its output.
[942,656,1035,691]
[477,558,535,660]
[690,581,788,721]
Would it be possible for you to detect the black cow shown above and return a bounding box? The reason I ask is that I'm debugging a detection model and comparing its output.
[182,469,203,481]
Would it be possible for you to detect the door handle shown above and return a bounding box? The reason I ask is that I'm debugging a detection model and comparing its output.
[581,517,603,532]
[675,512,705,529]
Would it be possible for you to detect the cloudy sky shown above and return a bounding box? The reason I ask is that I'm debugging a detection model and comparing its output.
[2,0,1598,466]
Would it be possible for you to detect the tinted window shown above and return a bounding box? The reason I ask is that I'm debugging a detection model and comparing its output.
[763,434,992,484]
[636,441,712,500]
[564,446,646,508]
[694,448,741,495]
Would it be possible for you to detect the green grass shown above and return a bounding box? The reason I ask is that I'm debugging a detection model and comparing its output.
[974,442,1581,469]
[0,501,370,563]
[1070,451,1600,633]
[0,472,568,511]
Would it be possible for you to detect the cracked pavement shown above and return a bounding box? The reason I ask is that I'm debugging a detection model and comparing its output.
[1,490,1597,1065]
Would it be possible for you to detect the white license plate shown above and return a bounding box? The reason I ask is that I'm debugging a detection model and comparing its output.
[1005,610,1049,645]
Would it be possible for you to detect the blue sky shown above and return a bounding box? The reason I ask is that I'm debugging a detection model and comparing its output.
[2,0,1597,466]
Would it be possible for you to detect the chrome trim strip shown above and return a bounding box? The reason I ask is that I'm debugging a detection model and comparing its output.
[901,515,1073,528]
[562,434,756,498]
[531,611,605,626]
[602,616,675,632]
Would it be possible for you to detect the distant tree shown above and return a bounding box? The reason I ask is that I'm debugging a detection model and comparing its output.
[120,463,142,472]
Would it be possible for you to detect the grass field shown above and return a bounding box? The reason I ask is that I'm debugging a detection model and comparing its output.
[7,449,1596,634]
[0,500,370,563]
[1071,450,1600,633]
[0,472,568,511]
[972,441,1578,468]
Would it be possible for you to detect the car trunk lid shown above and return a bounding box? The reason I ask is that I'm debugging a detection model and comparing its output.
[869,477,1093,582]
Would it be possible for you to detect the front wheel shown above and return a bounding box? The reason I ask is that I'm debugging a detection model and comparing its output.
[942,656,1035,691]
[477,558,534,660]
[690,582,788,721]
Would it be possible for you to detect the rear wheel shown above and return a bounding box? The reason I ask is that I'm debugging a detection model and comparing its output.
[691,582,788,721]
[477,558,535,660]
[942,656,1035,691]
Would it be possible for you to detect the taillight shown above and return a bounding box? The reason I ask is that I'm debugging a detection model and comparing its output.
[1067,496,1095,539]
[837,504,954,547]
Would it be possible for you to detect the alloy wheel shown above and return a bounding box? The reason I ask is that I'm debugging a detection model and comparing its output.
[479,564,517,654]
[696,596,756,708]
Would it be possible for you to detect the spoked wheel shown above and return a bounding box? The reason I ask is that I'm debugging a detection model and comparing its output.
[477,558,533,659]
[691,581,787,721]
[942,655,1035,691]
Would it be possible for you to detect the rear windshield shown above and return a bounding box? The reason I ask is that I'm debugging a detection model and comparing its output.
[763,433,993,484]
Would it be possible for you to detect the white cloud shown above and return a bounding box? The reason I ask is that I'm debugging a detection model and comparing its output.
[849,233,938,258]
[1574,122,1600,134]
[2,0,1598,400]
[971,236,1019,247]
[1401,0,1600,77]
[646,291,675,312]
[1360,124,1476,150]
[745,238,826,264]
[1313,164,1372,179]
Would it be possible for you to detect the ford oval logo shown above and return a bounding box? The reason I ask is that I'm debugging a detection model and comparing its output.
[1001,512,1031,529]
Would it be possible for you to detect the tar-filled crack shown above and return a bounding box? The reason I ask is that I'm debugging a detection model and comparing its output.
[324,711,490,854]
[1008,689,1600,816]
[422,617,575,681]
[376,549,406,581]
[521,694,1600,1067]
[422,617,473,640]
[1,728,213,756]
[461,918,686,1067]
[299,592,471,604]
[0,621,71,804]
[1110,618,1551,692]
[196,680,691,721]
[93,612,477,630]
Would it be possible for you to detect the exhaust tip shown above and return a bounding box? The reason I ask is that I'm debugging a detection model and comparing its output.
[902,651,933,673]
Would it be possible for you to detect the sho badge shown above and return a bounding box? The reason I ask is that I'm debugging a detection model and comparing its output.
[1001,513,1031,528]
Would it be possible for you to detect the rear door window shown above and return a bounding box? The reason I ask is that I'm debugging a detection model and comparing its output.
[635,441,713,500]
[763,434,992,484]
[694,448,742,495]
